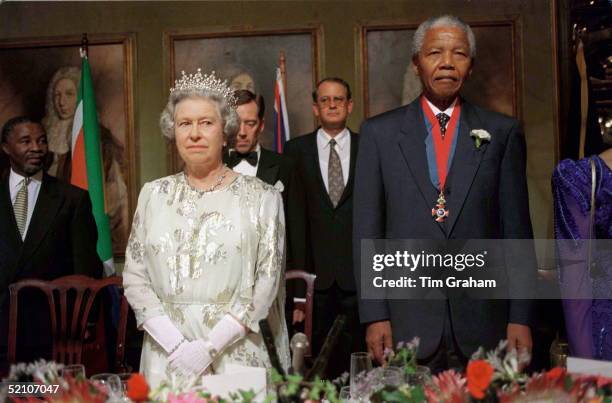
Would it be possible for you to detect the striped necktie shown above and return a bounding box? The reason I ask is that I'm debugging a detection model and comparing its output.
[14,177,30,237]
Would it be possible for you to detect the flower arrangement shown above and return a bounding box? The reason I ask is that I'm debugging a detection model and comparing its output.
[385,337,420,377]
[7,340,612,403]
[127,371,255,403]
[266,370,340,403]
[421,340,612,402]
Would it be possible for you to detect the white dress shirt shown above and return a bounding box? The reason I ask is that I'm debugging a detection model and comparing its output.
[425,98,457,118]
[9,169,43,240]
[317,128,350,192]
[230,144,261,177]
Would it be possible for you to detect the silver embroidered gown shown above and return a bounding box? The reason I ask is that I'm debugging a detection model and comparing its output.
[123,173,290,388]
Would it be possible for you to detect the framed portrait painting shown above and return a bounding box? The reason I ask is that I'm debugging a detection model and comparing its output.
[0,33,137,257]
[165,26,322,172]
[359,18,521,119]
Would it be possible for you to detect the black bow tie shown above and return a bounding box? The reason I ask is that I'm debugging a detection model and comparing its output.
[229,151,258,167]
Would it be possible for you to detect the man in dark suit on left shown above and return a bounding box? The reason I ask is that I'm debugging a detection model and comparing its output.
[0,116,102,365]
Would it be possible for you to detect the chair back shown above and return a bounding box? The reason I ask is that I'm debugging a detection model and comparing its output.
[285,270,316,356]
[8,275,128,371]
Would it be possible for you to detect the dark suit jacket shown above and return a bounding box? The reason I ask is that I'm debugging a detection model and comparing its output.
[285,130,359,291]
[224,147,306,270]
[0,172,102,356]
[353,98,536,358]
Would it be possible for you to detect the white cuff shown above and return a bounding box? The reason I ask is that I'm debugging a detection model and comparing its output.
[143,315,186,354]
[208,314,247,354]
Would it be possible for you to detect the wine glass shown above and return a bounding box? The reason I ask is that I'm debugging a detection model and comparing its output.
[60,364,86,380]
[90,373,122,400]
[405,365,431,386]
[339,385,352,402]
[116,373,132,396]
[381,367,402,387]
[350,352,372,401]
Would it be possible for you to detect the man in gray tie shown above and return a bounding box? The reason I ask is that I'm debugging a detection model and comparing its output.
[0,116,101,365]
[285,78,363,378]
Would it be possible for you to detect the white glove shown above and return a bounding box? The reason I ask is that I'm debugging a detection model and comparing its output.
[168,339,212,378]
[168,314,246,378]
[143,315,185,354]
[208,314,247,354]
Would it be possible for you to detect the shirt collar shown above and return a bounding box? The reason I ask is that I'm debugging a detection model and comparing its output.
[425,97,457,117]
[229,143,261,155]
[317,127,350,150]
[9,168,43,191]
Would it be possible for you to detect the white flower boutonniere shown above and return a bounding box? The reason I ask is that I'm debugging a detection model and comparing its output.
[470,129,491,149]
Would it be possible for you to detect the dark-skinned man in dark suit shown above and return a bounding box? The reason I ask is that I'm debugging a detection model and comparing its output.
[0,116,102,366]
[353,15,536,373]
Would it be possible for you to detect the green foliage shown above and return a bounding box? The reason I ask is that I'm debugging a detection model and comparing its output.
[369,384,425,403]
[266,370,341,403]
[228,389,257,403]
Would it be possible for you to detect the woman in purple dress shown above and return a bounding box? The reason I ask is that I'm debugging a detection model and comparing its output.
[553,148,612,359]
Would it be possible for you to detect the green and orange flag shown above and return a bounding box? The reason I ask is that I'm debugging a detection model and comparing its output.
[70,51,115,276]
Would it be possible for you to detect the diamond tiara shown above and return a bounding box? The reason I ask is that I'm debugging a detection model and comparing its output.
[170,69,237,108]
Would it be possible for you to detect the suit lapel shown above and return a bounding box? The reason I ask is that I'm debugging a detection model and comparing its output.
[398,100,441,213]
[18,174,62,265]
[256,148,280,186]
[336,130,358,207]
[308,132,335,209]
[445,100,487,235]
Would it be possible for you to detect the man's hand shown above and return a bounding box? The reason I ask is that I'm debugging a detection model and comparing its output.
[293,308,305,324]
[366,320,393,365]
[507,323,532,369]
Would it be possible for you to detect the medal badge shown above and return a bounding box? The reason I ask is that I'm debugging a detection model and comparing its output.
[431,192,449,222]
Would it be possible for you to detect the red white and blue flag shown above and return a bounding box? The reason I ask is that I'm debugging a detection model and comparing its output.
[273,67,290,153]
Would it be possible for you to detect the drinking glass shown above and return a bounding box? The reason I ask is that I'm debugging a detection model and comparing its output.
[405,365,431,386]
[60,364,85,380]
[550,339,569,368]
[339,385,352,402]
[116,373,132,396]
[381,367,402,387]
[350,352,372,401]
[90,373,122,400]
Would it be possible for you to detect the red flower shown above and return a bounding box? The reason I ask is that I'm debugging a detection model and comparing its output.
[597,375,612,388]
[545,366,566,382]
[127,373,149,402]
[467,360,494,400]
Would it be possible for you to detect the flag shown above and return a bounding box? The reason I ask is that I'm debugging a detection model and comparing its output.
[70,52,115,276]
[273,67,290,153]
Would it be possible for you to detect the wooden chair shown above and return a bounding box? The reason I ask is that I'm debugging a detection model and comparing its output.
[7,275,129,372]
[285,270,316,356]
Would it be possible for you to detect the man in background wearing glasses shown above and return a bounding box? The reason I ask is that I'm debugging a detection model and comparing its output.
[285,77,363,378]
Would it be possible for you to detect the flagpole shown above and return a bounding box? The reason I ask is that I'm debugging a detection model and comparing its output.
[279,50,287,96]
[81,33,88,58]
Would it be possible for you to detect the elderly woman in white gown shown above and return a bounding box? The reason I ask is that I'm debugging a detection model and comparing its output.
[123,69,290,388]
